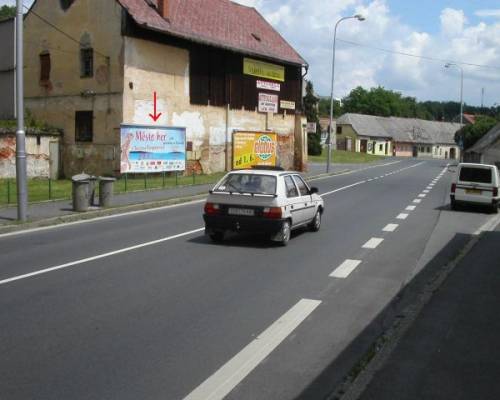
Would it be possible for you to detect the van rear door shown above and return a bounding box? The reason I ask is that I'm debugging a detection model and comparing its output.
[456,165,495,203]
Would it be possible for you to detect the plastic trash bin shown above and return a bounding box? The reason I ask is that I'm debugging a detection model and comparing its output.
[99,177,116,208]
[88,175,98,206]
[72,174,90,212]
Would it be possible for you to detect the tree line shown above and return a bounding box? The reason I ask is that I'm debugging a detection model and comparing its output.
[0,5,15,21]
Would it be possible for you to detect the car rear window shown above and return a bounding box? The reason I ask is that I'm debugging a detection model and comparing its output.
[459,167,492,184]
[215,173,276,195]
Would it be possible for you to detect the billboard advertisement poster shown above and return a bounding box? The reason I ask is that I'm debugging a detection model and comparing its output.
[243,58,285,82]
[256,80,281,92]
[233,131,278,170]
[120,124,186,173]
[258,93,279,113]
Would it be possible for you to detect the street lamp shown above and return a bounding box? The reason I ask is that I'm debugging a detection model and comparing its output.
[444,63,464,126]
[327,14,366,173]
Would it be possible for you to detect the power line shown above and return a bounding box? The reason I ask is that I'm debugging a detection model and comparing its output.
[337,38,500,71]
[23,4,109,59]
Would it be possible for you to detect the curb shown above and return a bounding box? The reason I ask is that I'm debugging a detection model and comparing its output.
[0,169,352,235]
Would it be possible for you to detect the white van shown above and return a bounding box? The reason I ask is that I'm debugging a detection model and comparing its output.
[450,163,499,213]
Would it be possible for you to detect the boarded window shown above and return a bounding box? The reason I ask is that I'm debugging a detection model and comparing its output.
[40,53,51,82]
[80,48,93,78]
[75,111,93,142]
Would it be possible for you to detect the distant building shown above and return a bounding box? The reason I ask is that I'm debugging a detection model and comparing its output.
[465,123,500,167]
[23,0,308,177]
[336,113,461,159]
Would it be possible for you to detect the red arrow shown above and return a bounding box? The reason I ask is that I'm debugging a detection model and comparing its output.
[149,92,162,122]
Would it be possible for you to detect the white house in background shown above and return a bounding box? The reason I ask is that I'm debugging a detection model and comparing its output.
[465,123,500,167]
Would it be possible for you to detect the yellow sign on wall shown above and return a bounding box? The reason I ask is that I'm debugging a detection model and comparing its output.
[243,58,285,82]
[233,131,278,170]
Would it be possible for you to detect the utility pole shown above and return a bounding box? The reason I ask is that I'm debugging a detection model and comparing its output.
[16,0,28,221]
[481,88,485,112]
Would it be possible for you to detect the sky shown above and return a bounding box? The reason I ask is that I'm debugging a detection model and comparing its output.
[2,0,500,107]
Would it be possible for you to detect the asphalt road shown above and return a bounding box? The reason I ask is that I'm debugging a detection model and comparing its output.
[0,159,496,400]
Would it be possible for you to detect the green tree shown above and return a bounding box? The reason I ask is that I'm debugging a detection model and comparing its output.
[303,81,322,156]
[0,5,15,21]
[455,115,498,150]
[318,97,342,118]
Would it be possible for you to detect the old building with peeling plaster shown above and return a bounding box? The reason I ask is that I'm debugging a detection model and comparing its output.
[23,0,309,177]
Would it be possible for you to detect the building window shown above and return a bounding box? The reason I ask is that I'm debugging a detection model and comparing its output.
[75,111,93,142]
[80,48,94,78]
[336,126,342,134]
[40,53,51,82]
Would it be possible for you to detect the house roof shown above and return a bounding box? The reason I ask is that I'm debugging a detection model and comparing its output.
[337,113,461,145]
[467,122,500,153]
[463,113,476,124]
[117,0,307,66]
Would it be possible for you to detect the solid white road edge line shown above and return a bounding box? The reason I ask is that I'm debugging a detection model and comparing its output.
[320,181,366,197]
[183,299,322,400]
[362,237,384,249]
[473,213,500,235]
[0,228,205,286]
[330,259,362,278]
[383,223,399,232]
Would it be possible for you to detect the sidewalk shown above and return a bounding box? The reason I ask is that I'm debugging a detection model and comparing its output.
[353,223,500,400]
[0,162,379,227]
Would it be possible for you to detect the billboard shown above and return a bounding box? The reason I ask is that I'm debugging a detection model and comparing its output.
[120,124,186,173]
[233,131,278,170]
[243,58,285,82]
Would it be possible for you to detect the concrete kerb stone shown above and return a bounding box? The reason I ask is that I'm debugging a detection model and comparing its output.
[0,168,353,235]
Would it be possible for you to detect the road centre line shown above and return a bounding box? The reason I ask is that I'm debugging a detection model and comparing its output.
[418,194,426,198]
[183,299,321,400]
[330,259,362,278]
[423,190,430,193]
[397,213,409,220]
[413,199,422,204]
[363,237,384,249]
[0,228,205,286]
[383,223,399,232]
[406,205,416,211]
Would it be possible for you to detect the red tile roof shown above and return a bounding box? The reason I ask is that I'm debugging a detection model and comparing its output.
[117,0,306,66]
[463,113,476,124]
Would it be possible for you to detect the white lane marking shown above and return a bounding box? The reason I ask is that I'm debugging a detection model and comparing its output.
[183,299,321,400]
[406,205,416,211]
[423,190,430,193]
[426,187,432,190]
[397,213,409,220]
[413,199,422,204]
[383,223,399,232]
[330,259,362,278]
[363,237,384,249]
[0,228,205,286]
[418,194,427,198]
[308,160,402,182]
[320,181,366,197]
[0,199,206,239]
[473,213,500,235]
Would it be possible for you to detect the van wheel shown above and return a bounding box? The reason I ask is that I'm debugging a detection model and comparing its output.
[491,205,499,214]
[209,231,225,243]
[279,220,291,246]
[310,210,321,232]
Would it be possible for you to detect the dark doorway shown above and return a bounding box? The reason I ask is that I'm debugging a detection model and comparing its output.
[450,148,456,160]
[412,146,418,157]
[360,140,368,153]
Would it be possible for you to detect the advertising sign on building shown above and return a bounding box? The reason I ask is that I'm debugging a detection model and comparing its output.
[233,131,278,170]
[256,80,281,92]
[258,93,279,113]
[244,58,285,82]
[306,122,317,133]
[280,100,296,110]
[120,124,186,173]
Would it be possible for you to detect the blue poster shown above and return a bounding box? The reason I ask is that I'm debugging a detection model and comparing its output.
[120,124,186,173]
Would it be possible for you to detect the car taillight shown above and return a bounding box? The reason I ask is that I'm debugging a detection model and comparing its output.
[451,183,456,193]
[263,207,282,219]
[204,202,221,215]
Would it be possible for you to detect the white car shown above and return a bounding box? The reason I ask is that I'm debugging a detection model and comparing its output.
[203,167,324,245]
[450,163,499,214]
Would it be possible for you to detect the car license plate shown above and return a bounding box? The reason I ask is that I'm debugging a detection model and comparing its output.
[228,208,254,216]
[466,189,482,195]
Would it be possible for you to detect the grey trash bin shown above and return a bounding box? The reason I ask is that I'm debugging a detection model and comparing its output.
[88,175,98,206]
[99,177,116,208]
[72,174,90,212]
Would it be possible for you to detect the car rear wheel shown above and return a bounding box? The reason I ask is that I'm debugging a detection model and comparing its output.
[209,231,225,243]
[309,210,321,232]
[279,220,291,246]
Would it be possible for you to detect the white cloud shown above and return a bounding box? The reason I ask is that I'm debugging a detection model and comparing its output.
[440,8,467,37]
[475,9,500,18]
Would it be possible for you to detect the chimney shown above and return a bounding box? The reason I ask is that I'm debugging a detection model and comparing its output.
[157,0,169,19]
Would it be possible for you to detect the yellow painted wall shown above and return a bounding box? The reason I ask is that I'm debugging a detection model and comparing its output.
[23,0,125,176]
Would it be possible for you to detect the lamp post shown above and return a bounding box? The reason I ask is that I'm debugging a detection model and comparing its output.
[327,14,365,173]
[445,63,464,160]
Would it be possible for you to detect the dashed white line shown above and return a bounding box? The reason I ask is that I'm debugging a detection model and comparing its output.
[413,199,422,204]
[383,223,399,232]
[423,190,430,193]
[363,237,384,249]
[0,227,205,286]
[406,205,416,211]
[397,213,409,220]
[418,194,427,198]
[330,259,362,278]
[183,299,321,400]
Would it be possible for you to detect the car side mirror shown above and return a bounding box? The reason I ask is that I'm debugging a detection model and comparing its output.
[310,187,319,194]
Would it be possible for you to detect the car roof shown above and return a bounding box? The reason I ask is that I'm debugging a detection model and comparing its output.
[458,163,497,169]
[227,169,301,177]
